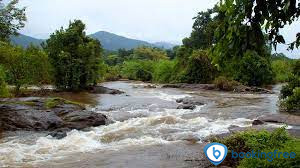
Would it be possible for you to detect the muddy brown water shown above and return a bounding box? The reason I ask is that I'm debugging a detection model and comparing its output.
[0,81,288,167]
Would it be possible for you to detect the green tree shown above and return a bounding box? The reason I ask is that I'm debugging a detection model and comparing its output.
[0,0,26,41]
[131,47,168,61]
[0,65,9,97]
[0,42,50,95]
[44,20,103,91]
[25,45,51,87]
[280,60,300,113]
[183,6,219,50]
[0,42,29,94]
[184,50,217,84]
[212,1,274,86]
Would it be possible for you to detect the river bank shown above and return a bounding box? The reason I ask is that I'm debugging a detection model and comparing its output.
[0,81,299,167]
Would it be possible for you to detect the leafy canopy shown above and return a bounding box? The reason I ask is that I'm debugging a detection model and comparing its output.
[0,0,26,41]
[44,20,103,91]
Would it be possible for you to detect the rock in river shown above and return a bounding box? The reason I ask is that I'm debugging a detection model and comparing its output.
[0,97,109,138]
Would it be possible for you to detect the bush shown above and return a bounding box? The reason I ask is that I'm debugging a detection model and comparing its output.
[104,65,121,81]
[239,139,300,168]
[0,66,10,97]
[272,60,293,83]
[280,60,300,113]
[153,60,175,83]
[281,87,300,113]
[212,127,298,167]
[184,50,217,83]
[121,60,154,81]
[213,76,240,91]
[237,50,274,86]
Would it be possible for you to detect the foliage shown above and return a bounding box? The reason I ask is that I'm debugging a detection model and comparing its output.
[217,0,300,50]
[131,47,168,61]
[183,6,219,50]
[152,60,175,83]
[0,42,51,95]
[0,0,26,41]
[281,87,300,113]
[121,60,154,81]
[44,20,103,91]
[239,139,300,168]
[272,59,293,83]
[45,97,84,109]
[280,60,300,113]
[24,45,51,86]
[212,127,298,167]
[236,50,274,86]
[0,66,9,97]
[213,76,240,91]
[184,50,217,83]
[103,65,121,81]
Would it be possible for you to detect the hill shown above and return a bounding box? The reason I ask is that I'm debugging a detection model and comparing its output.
[10,31,176,50]
[10,34,44,48]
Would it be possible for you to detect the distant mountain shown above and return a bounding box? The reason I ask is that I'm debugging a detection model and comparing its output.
[10,31,176,50]
[153,42,176,49]
[89,31,155,50]
[10,34,44,48]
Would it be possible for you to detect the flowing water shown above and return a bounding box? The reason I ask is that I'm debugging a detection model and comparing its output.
[0,81,283,167]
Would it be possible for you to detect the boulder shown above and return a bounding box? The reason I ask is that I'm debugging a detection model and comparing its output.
[258,114,300,126]
[88,86,124,95]
[0,98,109,137]
[177,104,196,110]
[252,120,264,125]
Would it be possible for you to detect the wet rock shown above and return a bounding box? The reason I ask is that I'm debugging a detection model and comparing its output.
[177,104,196,110]
[233,85,273,94]
[258,114,300,126]
[144,85,156,88]
[252,119,264,125]
[0,98,109,134]
[48,129,68,139]
[161,84,182,88]
[88,86,124,95]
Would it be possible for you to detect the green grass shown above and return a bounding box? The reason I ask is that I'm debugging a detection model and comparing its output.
[44,97,84,109]
[211,127,300,167]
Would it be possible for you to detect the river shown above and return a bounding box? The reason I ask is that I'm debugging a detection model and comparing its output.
[0,81,284,167]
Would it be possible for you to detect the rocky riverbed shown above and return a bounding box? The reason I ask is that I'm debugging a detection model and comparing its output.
[0,81,299,167]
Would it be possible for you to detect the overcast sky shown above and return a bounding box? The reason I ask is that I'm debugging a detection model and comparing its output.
[18,0,299,58]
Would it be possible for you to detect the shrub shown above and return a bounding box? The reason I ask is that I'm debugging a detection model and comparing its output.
[237,50,274,86]
[0,66,10,97]
[153,60,175,83]
[212,127,297,167]
[213,76,240,91]
[239,139,300,168]
[184,50,217,84]
[280,60,300,113]
[281,87,300,113]
[121,60,154,81]
[272,60,293,83]
[104,65,121,81]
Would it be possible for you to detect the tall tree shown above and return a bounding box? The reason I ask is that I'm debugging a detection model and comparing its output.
[0,0,26,41]
[183,6,219,50]
[44,20,103,91]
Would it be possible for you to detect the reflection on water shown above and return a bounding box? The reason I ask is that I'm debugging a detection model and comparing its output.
[0,81,282,167]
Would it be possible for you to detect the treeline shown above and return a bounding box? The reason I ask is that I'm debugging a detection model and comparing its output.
[0,0,299,113]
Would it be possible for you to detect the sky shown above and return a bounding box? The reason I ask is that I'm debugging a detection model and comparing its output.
[18,0,299,58]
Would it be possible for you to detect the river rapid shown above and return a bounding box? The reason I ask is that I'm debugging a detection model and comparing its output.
[0,81,283,167]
